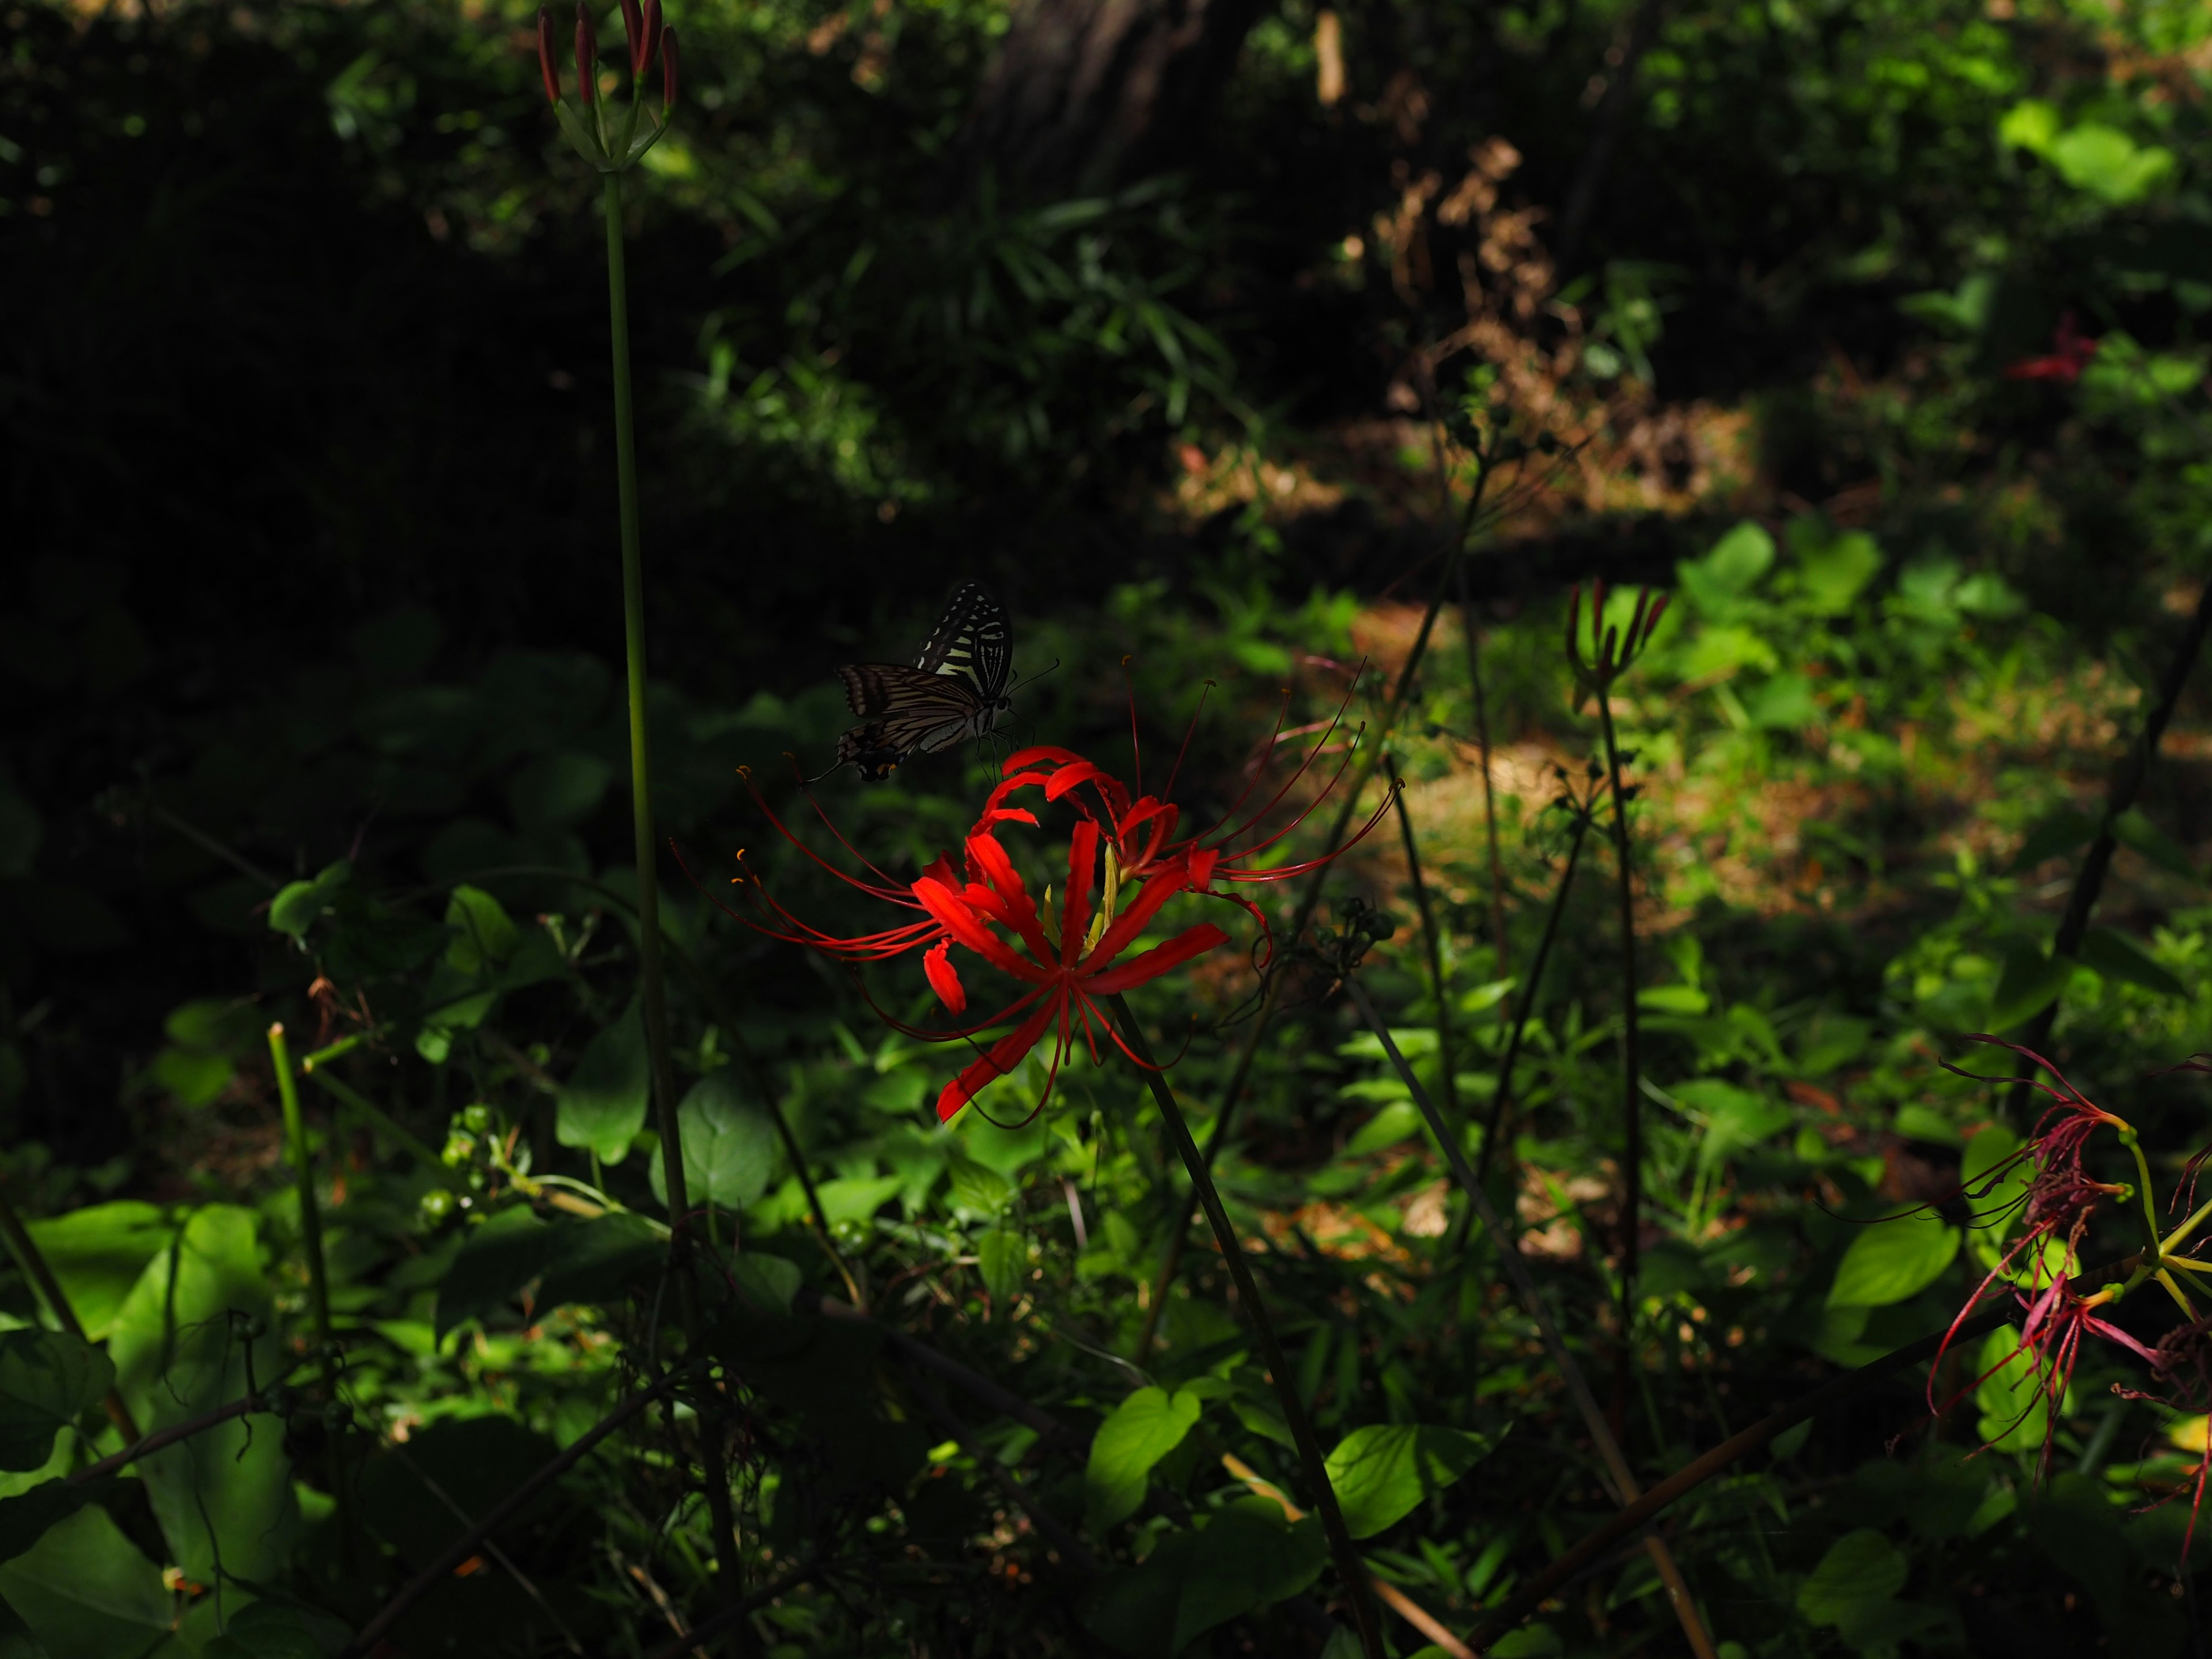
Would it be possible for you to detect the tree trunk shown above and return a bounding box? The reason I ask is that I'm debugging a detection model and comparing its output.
[960,0,1264,199]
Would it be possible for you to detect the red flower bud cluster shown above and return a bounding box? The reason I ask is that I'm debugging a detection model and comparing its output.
[536,2,679,169]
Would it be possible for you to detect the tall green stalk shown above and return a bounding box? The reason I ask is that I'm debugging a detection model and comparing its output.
[601,166,741,1603]
[268,1022,353,1556]
[1105,994,1384,1659]
[1593,691,1643,1330]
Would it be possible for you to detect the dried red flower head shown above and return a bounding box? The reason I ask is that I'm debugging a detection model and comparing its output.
[2005,312,2099,383]
[1564,580,1668,706]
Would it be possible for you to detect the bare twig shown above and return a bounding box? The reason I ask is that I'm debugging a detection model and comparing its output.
[0,1189,142,1443]
[71,1393,265,1484]
[639,1559,820,1659]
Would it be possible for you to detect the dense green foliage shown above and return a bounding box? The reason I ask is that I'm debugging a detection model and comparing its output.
[12,0,2212,1654]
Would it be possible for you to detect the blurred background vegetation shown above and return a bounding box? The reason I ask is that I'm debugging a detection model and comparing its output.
[10,0,2212,1652]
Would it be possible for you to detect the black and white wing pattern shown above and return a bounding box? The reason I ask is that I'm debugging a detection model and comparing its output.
[825,585,1016,781]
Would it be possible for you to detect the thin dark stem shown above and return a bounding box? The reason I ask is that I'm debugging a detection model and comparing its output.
[337,1363,698,1659]
[1342,980,1718,1659]
[1104,994,1385,1659]
[907,1374,1100,1573]
[2006,579,2212,1124]
[1594,693,1643,1336]
[1476,809,1592,1185]
[0,1189,140,1444]
[804,1290,1075,1447]
[1388,753,1457,1118]
[604,169,740,1603]
[268,1022,352,1560]
[1132,471,1495,1363]
[1455,559,1509,979]
[640,1559,820,1659]
[304,1066,446,1178]
[70,1393,263,1483]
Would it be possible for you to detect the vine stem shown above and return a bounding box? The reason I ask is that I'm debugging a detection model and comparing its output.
[267,1022,353,1560]
[603,168,741,1606]
[0,1190,140,1442]
[1104,994,1384,1659]
[1343,980,1718,1659]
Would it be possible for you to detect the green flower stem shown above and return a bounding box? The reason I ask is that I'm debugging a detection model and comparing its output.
[0,1187,140,1443]
[2119,1128,2163,1259]
[601,168,743,1606]
[1387,753,1457,1118]
[1132,475,1498,1363]
[1104,993,1384,1659]
[268,1022,353,1557]
[1342,980,1719,1659]
[302,1067,447,1177]
[2162,1192,2212,1259]
[1593,685,1645,1333]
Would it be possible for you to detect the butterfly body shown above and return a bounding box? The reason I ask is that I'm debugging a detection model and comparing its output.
[830,583,1014,780]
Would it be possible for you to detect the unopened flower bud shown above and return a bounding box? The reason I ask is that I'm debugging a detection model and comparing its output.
[537,7,561,104]
[574,3,597,105]
[641,0,665,77]
[661,25,679,108]
[619,0,645,73]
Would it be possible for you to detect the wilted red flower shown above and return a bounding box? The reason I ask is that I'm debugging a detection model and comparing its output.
[2006,312,2099,383]
[1934,1039,2142,1468]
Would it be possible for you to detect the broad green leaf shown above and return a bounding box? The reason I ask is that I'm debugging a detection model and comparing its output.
[1998,99,2060,154]
[555,1004,647,1165]
[435,1208,661,1339]
[107,1206,295,1588]
[2076,928,2187,999]
[1169,1499,1327,1649]
[1796,529,1883,615]
[21,1204,171,1341]
[1987,945,2072,1032]
[729,1253,801,1315]
[442,885,519,974]
[1975,1325,2055,1450]
[2047,123,2173,204]
[1892,1104,1961,1147]
[648,1070,778,1213]
[1675,624,1778,682]
[0,1335,112,1473]
[1826,1214,1960,1309]
[1797,1528,1907,1627]
[1344,1100,1421,1156]
[1321,1423,1491,1538]
[975,1230,1028,1305]
[946,1157,1016,1218]
[1637,984,1710,1016]
[0,1477,112,1567]
[1686,521,1775,602]
[1086,1387,1203,1533]
[0,1595,49,1659]
[0,1499,170,1659]
[2010,806,2097,873]
[267,860,351,938]
[2111,809,2195,881]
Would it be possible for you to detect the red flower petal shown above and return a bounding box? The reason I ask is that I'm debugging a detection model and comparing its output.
[1085,923,1229,994]
[937,1001,1057,1121]
[924,940,967,1013]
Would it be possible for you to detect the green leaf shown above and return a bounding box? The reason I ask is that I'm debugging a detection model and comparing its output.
[1988,944,2073,1031]
[21,1203,171,1342]
[1169,1499,1328,1649]
[1798,1528,1907,1629]
[1086,1387,1203,1533]
[975,1230,1028,1305]
[107,1206,296,1589]
[0,1335,113,1473]
[1637,984,1710,1016]
[1344,1100,1422,1156]
[442,885,520,975]
[647,1071,778,1214]
[2076,927,2188,999]
[1684,521,1776,605]
[2009,807,2097,873]
[1321,1423,1491,1539]
[0,1502,169,1659]
[946,1157,1016,1218]
[2111,808,2196,880]
[555,1004,648,1165]
[0,1478,112,1567]
[1795,529,1883,615]
[2047,123,2173,204]
[1975,1324,2055,1449]
[729,1253,801,1315]
[1826,1214,1960,1309]
[1675,1080,1791,1175]
[267,860,351,938]
[0,1595,51,1659]
[434,1207,661,1339]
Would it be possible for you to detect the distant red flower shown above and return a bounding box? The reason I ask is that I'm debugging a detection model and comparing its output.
[2006,312,2099,383]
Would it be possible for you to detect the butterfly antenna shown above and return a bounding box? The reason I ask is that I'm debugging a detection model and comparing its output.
[1008,655,1063,692]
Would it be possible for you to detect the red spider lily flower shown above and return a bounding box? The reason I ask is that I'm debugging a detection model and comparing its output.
[2116,1316,2212,1556]
[2006,311,2099,383]
[1932,1039,2141,1465]
[972,682,1392,964]
[910,819,1230,1123]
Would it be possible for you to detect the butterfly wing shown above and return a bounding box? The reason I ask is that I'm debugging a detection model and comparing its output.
[833,664,988,777]
[915,582,1013,701]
